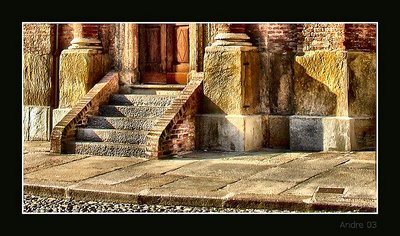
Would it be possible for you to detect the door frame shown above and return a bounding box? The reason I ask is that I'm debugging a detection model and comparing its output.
[138,23,205,84]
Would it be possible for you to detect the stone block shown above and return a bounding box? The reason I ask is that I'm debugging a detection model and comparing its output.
[267,115,290,149]
[289,116,375,151]
[351,117,375,150]
[294,51,348,116]
[196,114,263,152]
[347,52,376,116]
[203,45,260,115]
[59,49,108,108]
[290,116,323,151]
[23,53,53,106]
[24,106,51,141]
[52,108,71,129]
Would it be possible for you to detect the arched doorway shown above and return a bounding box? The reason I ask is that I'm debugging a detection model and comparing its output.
[139,24,189,85]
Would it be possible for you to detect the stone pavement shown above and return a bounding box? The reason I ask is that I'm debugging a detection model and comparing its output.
[23,141,377,212]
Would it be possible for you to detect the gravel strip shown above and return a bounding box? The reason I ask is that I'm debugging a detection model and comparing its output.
[23,195,294,213]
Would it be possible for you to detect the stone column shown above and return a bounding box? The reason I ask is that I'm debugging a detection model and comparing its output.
[53,23,110,128]
[197,24,263,152]
[68,24,102,51]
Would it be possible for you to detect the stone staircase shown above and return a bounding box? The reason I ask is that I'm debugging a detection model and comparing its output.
[68,84,184,157]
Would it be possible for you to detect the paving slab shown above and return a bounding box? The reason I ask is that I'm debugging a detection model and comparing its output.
[24,178,77,198]
[24,152,89,174]
[280,153,350,170]
[166,161,270,179]
[69,174,183,203]
[346,151,376,160]
[219,152,310,166]
[24,156,145,182]
[283,168,376,198]
[338,159,375,170]
[161,176,235,191]
[247,166,326,182]
[23,141,50,153]
[141,187,230,207]
[82,159,196,185]
[177,151,241,159]
[222,179,297,195]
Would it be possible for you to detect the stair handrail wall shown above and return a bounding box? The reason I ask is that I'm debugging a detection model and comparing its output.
[50,71,119,154]
[146,72,204,159]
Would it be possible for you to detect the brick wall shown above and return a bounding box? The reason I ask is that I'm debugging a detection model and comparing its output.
[344,24,376,51]
[248,24,298,53]
[58,24,73,51]
[300,23,345,51]
[146,73,203,158]
[23,23,55,54]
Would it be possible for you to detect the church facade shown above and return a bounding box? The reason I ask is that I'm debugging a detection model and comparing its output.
[23,23,376,158]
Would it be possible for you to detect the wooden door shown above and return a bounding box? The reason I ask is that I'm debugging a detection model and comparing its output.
[139,24,189,84]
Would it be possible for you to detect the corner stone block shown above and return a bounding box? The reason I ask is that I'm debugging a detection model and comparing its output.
[203,46,260,115]
[59,49,106,108]
[26,106,51,141]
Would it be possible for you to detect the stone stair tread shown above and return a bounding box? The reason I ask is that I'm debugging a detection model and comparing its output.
[131,84,185,90]
[109,94,176,106]
[68,141,146,157]
[76,128,148,144]
[86,116,158,131]
[99,105,168,118]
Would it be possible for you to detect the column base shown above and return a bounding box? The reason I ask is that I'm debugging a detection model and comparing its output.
[195,114,263,152]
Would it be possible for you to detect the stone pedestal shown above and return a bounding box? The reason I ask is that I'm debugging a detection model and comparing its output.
[58,49,109,108]
[200,26,262,152]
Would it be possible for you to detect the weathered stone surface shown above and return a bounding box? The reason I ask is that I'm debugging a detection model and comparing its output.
[59,49,109,108]
[84,159,196,185]
[24,152,88,174]
[113,23,139,86]
[109,94,176,106]
[347,52,376,117]
[294,51,347,116]
[23,53,53,106]
[322,117,352,151]
[280,153,349,171]
[264,52,295,114]
[290,116,323,151]
[352,117,375,151]
[161,176,233,191]
[203,46,260,115]
[76,128,148,144]
[25,156,139,182]
[196,114,263,152]
[24,106,51,141]
[248,166,325,182]
[68,141,146,157]
[267,115,290,148]
[87,116,156,130]
[166,160,269,179]
[23,141,50,153]
[99,105,167,118]
[290,116,374,151]
[284,168,375,198]
[52,108,71,129]
[223,179,296,195]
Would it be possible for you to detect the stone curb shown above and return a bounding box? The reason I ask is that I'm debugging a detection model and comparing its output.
[24,183,376,213]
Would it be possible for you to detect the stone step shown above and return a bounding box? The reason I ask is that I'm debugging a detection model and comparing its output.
[109,94,176,106]
[121,84,185,95]
[99,105,167,118]
[76,128,148,144]
[87,116,157,130]
[67,141,146,157]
